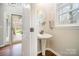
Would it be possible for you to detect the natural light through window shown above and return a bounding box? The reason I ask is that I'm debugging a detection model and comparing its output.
[56,3,79,26]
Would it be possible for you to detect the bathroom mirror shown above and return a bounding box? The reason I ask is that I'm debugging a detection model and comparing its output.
[49,20,54,29]
[37,8,46,34]
[37,9,46,26]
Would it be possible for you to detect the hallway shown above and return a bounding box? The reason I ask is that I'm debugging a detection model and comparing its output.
[0,43,22,56]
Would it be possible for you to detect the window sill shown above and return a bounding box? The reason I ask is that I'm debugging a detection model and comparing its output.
[55,24,79,27]
[55,24,79,30]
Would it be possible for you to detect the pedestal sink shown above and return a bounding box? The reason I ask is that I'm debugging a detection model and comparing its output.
[38,33,52,56]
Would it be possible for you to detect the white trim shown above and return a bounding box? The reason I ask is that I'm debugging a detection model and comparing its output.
[37,51,42,55]
[0,44,5,47]
[0,43,10,48]
[55,24,79,27]
[37,48,61,56]
[45,48,61,56]
[54,25,79,30]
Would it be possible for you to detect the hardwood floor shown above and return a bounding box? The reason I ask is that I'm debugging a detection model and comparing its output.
[0,43,56,56]
[38,50,56,56]
[0,43,22,56]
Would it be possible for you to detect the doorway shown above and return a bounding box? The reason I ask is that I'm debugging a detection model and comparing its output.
[11,14,22,44]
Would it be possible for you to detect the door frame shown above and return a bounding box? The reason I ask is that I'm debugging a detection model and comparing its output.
[11,14,22,44]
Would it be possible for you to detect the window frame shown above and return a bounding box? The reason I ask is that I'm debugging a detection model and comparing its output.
[56,3,79,26]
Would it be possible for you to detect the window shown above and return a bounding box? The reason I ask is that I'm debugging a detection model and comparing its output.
[57,3,79,25]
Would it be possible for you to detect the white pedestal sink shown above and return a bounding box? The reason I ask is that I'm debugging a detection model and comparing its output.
[38,33,52,56]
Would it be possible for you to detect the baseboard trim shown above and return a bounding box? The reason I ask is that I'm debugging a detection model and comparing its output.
[45,48,61,56]
[0,41,22,48]
[0,44,5,47]
[37,48,61,56]
[0,43,11,48]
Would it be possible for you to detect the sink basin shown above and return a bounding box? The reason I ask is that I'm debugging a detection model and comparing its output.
[38,33,52,56]
[38,33,52,39]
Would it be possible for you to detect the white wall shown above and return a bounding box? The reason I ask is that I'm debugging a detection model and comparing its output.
[47,26,79,56]
[42,4,79,56]
[4,3,23,15]
[0,3,23,46]
[22,4,38,56]
[22,6,31,55]
[35,4,56,51]
[36,4,79,56]
[3,3,23,44]
[0,4,5,46]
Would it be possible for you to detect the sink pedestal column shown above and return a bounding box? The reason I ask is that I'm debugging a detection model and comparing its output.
[41,39,46,56]
[38,33,52,56]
